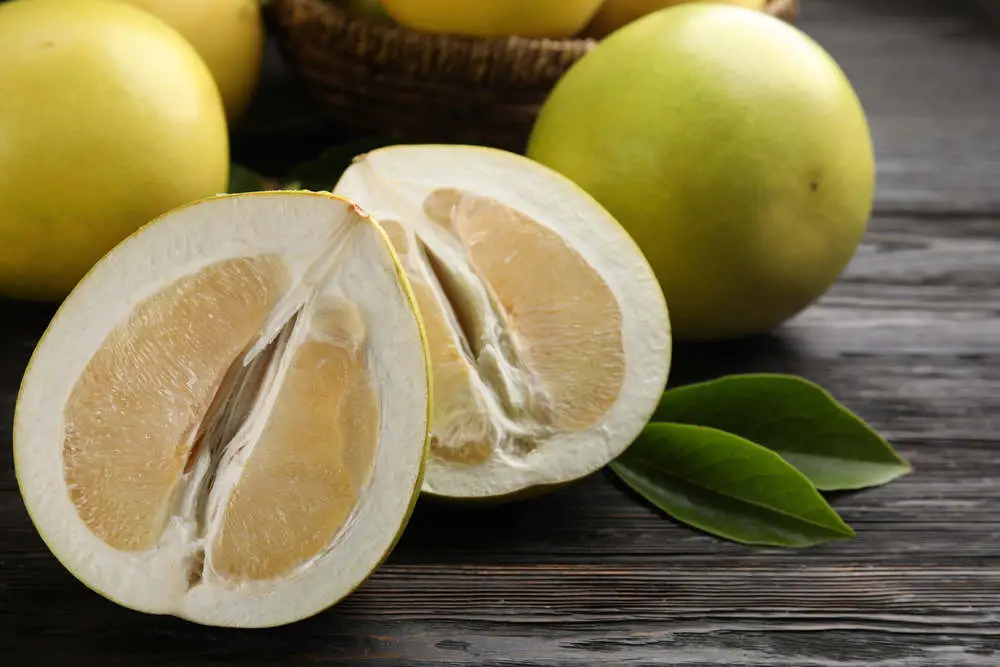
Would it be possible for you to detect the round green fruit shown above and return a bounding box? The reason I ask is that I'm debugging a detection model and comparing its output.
[0,0,229,301]
[527,5,875,341]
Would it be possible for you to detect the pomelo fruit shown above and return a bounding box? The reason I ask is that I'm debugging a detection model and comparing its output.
[0,0,229,301]
[16,147,671,624]
[584,0,767,38]
[15,191,430,628]
[333,145,671,500]
[528,5,875,341]
[378,0,606,37]
[121,0,265,121]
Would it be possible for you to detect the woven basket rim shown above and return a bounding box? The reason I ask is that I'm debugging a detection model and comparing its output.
[266,0,800,149]
[269,0,799,60]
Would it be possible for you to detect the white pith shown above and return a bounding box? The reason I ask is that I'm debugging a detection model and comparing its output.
[333,145,672,499]
[13,192,430,628]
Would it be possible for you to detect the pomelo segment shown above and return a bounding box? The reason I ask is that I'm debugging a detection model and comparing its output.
[425,188,627,431]
[210,309,380,583]
[63,256,288,553]
[333,145,671,500]
[14,192,430,627]
[381,220,499,465]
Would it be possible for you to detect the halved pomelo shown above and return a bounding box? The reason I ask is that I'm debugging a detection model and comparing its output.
[13,192,430,628]
[333,145,671,500]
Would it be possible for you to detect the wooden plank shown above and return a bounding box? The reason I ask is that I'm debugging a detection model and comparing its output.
[4,565,1000,666]
[797,0,1000,214]
[1,0,999,665]
[964,0,1000,28]
[2,212,998,664]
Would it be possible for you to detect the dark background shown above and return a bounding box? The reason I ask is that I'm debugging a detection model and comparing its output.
[2,0,999,665]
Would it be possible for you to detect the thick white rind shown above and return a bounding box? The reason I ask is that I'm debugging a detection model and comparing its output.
[333,145,672,499]
[13,192,429,627]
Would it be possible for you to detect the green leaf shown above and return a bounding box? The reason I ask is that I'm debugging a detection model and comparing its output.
[653,374,912,491]
[284,137,401,192]
[227,138,406,197]
[227,164,273,193]
[611,423,855,548]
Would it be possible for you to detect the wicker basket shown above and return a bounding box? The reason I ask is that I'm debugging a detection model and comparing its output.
[267,0,800,152]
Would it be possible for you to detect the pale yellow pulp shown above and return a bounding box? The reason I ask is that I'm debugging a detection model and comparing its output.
[63,256,380,582]
[384,189,626,465]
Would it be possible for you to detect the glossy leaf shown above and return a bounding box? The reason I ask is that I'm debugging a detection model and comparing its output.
[227,164,280,193]
[654,374,912,491]
[284,137,403,192]
[612,423,855,548]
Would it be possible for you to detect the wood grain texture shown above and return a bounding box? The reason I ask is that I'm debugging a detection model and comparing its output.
[2,0,999,665]
[801,1,1000,215]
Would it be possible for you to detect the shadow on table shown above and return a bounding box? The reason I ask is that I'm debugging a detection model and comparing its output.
[398,481,587,556]
[0,298,58,392]
[3,540,388,664]
[668,330,809,388]
[0,298,57,342]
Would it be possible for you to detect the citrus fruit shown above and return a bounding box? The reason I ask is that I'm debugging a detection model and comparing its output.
[333,145,671,500]
[528,5,875,341]
[0,0,229,301]
[121,0,265,121]
[14,192,430,628]
[379,0,606,37]
[584,0,767,38]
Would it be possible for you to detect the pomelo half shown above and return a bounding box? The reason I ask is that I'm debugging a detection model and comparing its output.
[14,192,430,628]
[333,145,672,500]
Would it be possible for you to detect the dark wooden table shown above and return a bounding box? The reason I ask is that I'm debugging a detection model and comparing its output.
[3,1,999,664]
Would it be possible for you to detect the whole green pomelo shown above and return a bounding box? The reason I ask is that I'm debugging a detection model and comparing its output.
[527,5,875,341]
[0,0,229,301]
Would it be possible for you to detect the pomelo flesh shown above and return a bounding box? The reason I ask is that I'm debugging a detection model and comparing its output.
[15,192,430,627]
[334,146,671,500]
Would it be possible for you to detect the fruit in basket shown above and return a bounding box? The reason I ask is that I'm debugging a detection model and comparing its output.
[0,0,228,301]
[584,0,768,38]
[528,5,875,341]
[333,146,670,500]
[379,0,606,37]
[15,191,431,627]
[120,0,264,121]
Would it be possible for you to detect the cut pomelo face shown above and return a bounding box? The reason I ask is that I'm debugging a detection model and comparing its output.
[333,145,671,499]
[14,192,430,627]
